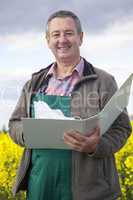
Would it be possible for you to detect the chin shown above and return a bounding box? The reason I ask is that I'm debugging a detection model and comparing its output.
[58,54,70,59]
[59,55,71,61]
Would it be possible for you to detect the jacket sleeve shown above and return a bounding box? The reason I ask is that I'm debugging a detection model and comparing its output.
[92,75,132,158]
[8,81,30,147]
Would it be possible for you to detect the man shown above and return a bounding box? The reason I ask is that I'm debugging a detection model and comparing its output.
[9,10,132,200]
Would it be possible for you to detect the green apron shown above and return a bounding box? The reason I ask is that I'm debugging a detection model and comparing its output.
[27,94,72,200]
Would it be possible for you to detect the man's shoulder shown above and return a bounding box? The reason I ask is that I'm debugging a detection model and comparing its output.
[22,63,54,92]
[93,66,118,92]
[83,59,117,91]
[84,58,115,81]
[94,66,115,81]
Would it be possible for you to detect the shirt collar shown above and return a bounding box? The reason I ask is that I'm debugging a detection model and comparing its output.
[46,57,84,79]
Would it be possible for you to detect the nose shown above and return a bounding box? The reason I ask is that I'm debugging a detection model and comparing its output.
[58,33,68,43]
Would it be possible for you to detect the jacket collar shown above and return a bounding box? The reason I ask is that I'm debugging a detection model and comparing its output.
[31,58,98,92]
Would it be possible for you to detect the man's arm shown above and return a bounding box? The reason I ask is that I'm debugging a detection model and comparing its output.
[92,110,132,157]
[64,75,132,156]
[8,81,30,147]
[93,75,132,157]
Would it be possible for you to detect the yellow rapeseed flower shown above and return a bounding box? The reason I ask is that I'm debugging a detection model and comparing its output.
[115,121,133,200]
[0,121,132,199]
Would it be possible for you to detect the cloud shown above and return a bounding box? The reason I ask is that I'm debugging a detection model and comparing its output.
[0,2,133,129]
[0,0,133,35]
[81,16,133,77]
[0,31,54,77]
[0,74,28,102]
[0,32,44,51]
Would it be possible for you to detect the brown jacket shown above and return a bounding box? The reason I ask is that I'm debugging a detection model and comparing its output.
[9,59,132,200]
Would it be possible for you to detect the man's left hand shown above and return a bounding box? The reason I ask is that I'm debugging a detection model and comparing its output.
[63,127,100,153]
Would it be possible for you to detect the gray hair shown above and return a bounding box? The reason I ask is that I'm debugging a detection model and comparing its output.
[46,10,82,36]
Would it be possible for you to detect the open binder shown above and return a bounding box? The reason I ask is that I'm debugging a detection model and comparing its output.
[22,73,133,149]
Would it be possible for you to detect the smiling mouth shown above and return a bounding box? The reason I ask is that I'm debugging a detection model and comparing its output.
[58,46,70,52]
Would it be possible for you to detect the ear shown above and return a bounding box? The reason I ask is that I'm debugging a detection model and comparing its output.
[45,33,50,45]
[79,32,83,46]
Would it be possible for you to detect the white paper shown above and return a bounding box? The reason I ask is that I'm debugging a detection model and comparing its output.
[34,101,74,120]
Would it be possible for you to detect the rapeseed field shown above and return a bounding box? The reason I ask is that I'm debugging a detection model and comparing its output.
[0,122,132,200]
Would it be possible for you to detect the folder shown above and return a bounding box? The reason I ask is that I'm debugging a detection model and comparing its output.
[22,73,133,149]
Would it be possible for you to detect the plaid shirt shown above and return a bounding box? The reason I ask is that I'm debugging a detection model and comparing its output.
[45,58,84,96]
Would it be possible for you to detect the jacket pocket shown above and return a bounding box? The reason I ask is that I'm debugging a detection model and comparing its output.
[98,158,110,186]
[77,156,99,186]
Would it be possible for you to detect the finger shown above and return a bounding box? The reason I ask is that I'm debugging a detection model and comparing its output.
[63,133,81,146]
[68,133,86,142]
[64,131,86,142]
[93,127,100,137]
[86,127,100,137]
[64,140,82,151]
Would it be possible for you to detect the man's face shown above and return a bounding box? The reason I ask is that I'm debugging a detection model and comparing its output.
[46,17,83,63]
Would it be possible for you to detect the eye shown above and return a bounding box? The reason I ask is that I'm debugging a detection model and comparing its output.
[65,32,74,36]
[52,32,60,38]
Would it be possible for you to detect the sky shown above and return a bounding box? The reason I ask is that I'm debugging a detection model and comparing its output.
[0,0,133,129]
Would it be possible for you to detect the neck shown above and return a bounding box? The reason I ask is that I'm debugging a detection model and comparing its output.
[56,57,81,78]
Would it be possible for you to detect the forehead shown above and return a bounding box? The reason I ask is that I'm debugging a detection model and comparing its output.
[48,17,77,32]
